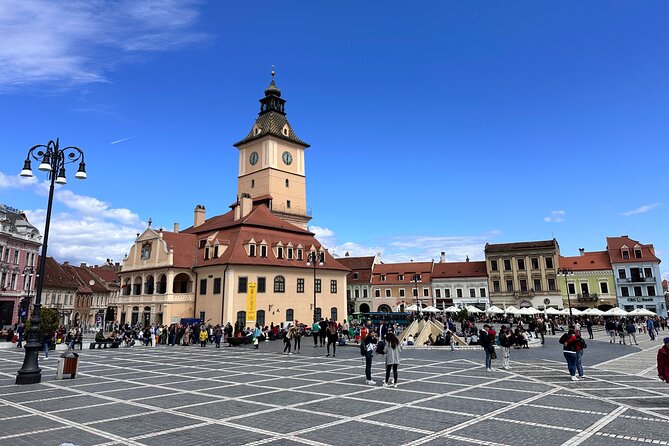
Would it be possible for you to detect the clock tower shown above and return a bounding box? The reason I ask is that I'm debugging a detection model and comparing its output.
[234,72,311,229]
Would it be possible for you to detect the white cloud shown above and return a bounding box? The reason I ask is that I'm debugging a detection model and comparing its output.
[544,210,565,223]
[0,0,207,90]
[621,203,660,217]
[0,172,38,189]
[7,173,146,265]
[312,226,499,263]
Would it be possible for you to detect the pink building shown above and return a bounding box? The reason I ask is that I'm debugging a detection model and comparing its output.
[0,204,41,327]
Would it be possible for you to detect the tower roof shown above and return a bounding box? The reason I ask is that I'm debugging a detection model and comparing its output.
[234,73,309,148]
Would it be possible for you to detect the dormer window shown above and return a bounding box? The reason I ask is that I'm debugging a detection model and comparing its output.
[287,247,293,259]
[277,246,284,259]
[634,248,642,259]
[213,244,219,258]
[353,272,359,280]
[204,246,210,260]
[282,124,289,136]
[622,249,629,259]
[199,239,206,249]
[398,274,404,281]
[381,275,386,282]
[253,125,261,135]
[296,248,303,260]
[249,244,256,257]
[260,244,267,258]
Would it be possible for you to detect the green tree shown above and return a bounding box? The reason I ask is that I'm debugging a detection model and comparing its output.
[26,307,60,340]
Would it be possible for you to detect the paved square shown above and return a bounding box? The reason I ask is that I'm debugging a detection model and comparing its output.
[1,329,669,446]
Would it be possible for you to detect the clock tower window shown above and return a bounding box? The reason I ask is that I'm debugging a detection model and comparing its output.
[285,179,289,187]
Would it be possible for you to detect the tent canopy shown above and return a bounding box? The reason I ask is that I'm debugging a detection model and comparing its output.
[486,305,505,314]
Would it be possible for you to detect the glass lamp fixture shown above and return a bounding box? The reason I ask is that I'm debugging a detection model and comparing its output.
[38,154,52,171]
[55,167,67,184]
[74,162,87,179]
[20,159,33,177]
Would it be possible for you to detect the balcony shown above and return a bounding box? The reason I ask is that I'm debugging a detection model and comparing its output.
[514,291,535,299]
[619,277,655,283]
[577,293,598,301]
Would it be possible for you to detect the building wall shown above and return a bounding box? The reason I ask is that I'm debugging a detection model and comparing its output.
[559,270,616,310]
[0,224,40,327]
[612,262,666,316]
[432,278,489,309]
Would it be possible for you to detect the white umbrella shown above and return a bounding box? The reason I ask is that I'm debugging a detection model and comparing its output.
[518,307,539,316]
[466,305,483,314]
[422,305,440,313]
[628,308,656,317]
[485,305,505,315]
[405,304,420,312]
[604,307,628,317]
[582,308,606,316]
[545,307,562,315]
[443,306,460,313]
[569,308,583,316]
[504,306,520,315]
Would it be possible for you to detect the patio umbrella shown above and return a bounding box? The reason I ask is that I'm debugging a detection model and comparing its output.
[443,306,460,313]
[518,307,539,316]
[465,305,483,314]
[604,307,628,317]
[504,306,520,315]
[569,308,583,316]
[628,308,656,317]
[582,308,605,316]
[545,307,562,315]
[405,304,420,312]
[422,305,440,313]
[485,305,505,315]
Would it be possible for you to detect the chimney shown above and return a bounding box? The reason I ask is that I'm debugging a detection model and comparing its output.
[194,204,206,227]
[173,222,179,233]
[440,252,445,263]
[80,262,87,267]
[240,195,253,219]
[579,248,585,256]
[63,261,69,266]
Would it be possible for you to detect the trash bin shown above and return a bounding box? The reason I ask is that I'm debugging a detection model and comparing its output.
[56,352,79,380]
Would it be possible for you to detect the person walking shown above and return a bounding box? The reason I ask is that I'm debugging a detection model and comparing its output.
[383,332,401,387]
[253,323,262,349]
[363,331,377,385]
[326,321,338,357]
[311,320,320,347]
[293,322,302,354]
[283,326,293,355]
[479,324,496,372]
[648,318,656,341]
[626,320,639,345]
[658,337,669,384]
[605,319,616,343]
[319,318,328,347]
[586,319,594,340]
[199,327,208,348]
[560,327,582,381]
[499,325,513,370]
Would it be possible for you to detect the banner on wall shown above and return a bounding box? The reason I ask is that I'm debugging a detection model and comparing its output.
[246,282,257,324]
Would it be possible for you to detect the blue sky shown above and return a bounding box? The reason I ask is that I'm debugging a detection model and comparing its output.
[1,1,667,280]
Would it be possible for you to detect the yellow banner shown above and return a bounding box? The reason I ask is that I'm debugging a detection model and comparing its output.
[247,282,257,323]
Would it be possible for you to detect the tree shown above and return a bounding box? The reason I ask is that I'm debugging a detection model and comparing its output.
[26,307,60,340]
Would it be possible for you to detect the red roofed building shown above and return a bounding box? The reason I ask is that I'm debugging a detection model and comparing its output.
[335,254,380,314]
[606,236,666,316]
[369,261,434,312]
[431,255,489,310]
[558,250,616,311]
[119,76,349,327]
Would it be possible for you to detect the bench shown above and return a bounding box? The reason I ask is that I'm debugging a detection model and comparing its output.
[227,336,252,347]
[89,341,121,349]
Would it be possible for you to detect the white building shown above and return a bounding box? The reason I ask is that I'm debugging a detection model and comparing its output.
[431,257,489,310]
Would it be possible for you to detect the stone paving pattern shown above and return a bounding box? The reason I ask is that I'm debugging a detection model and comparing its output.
[0,327,668,445]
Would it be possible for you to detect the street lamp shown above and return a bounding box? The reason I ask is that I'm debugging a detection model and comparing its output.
[558,267,574,321]
[306,251,323,323]
[16,138,86,385]
[412,274,420,314]
[20,266,37,325]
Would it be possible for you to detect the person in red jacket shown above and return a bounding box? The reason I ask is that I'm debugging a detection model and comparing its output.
[658,337,669,383]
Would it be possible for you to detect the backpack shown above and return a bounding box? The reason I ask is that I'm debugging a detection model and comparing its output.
[558,333,569,344]
[360,342,366,356]
[578,337,587,349]
[376,340,386,355]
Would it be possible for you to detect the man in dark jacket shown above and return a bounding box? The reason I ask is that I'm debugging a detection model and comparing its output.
[318,318,328,347]
[479,324,495,372]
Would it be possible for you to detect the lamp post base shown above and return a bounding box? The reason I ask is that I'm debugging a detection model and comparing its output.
[16,341,42,385]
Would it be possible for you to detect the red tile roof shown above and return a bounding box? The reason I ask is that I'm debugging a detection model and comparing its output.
[432,261,487,278]
[89,266,121,284]
[336,256,376,284]
[606,236,660,264]
[181,205,349,272]
[485,239,558,252]
[40,257,79,290]
[371,262,433,285]
[160,231,197,268]
[559,251,611,271]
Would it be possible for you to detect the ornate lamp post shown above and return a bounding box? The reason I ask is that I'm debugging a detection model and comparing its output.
[16,139,86,385]
[558,267,574,321]
[412,274,420,314]
[20,266,37,325]
[306,251,323,323]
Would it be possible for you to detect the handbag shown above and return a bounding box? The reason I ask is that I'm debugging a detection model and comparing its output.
[490,347,497,360]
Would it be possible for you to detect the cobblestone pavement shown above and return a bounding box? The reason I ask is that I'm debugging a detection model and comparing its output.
[0,332,668,446]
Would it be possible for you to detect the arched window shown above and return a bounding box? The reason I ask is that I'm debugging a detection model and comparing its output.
[256,310,265,327]
[157,274,167,294]
[331,307,338,321]
[274,276,285,293]
[286,308,294,322]
[236,311,246,327]
[359,303,370,313]
[144,275,154,295]
[133,277,142,295]
[377,304,392,313]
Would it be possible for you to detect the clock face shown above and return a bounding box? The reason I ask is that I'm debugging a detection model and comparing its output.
[249,151,259,166]
[282,151,293,165]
